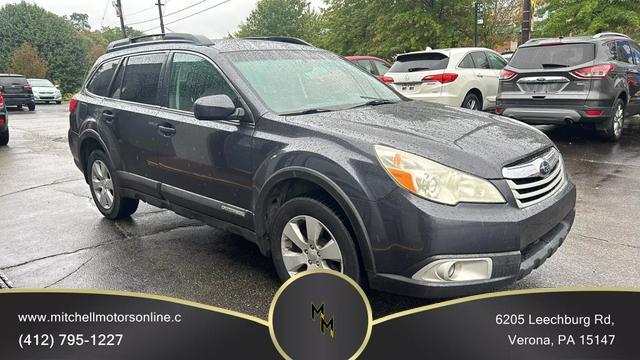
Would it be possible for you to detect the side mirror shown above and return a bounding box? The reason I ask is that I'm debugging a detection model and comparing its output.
[193,95,237,121]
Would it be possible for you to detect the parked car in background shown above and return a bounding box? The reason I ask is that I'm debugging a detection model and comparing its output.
[69,34,575,298]
[0,91,8,146]
[501,51,514,62]
[384,48,507,110]
[345,55,391,80]
[496,32,640,141]
[28,78,62,104]
[0,74,35,111]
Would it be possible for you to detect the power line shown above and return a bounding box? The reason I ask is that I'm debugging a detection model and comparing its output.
[142,0,232,32]
[99,0,110,28]
[128,0,213,26]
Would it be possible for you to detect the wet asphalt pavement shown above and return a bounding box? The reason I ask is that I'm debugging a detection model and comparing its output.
[1,103,639,319]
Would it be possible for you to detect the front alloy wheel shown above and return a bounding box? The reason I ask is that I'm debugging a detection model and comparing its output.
[280,215,344,276]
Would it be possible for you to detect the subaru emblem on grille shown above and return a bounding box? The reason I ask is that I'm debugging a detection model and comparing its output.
[539,160,551,177]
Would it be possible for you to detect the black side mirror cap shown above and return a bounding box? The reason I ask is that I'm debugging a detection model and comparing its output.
[193,95,237,121]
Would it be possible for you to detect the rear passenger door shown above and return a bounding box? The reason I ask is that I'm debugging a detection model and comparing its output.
[485,51,507,105]
[470,51,494,108]
[154,51,254,228]
[100,52,167,196]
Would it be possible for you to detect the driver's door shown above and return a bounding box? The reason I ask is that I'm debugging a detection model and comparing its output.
[154,51,254,227]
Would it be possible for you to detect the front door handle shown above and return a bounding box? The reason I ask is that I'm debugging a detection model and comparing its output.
[158,124,176,136]
[102,110,115,123]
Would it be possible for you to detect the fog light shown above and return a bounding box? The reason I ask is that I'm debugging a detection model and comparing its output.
[412,258,492,283]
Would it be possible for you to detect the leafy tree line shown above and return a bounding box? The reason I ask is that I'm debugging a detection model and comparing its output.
[0,2,141,95]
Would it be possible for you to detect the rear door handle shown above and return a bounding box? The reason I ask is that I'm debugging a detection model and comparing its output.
[102,110,115,123]
[158,124,176,136]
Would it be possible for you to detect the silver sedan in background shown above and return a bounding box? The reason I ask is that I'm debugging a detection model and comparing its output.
[27,78,62,104]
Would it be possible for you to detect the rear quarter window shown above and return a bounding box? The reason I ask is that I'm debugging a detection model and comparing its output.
[389,53,449,73]
[86,59,120,97]
[509,43,596,69]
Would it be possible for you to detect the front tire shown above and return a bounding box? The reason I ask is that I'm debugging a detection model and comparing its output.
[598,98,625,142]
[462,92,481,110]
[56,101,62,104]
[0,129,8,146]
[87,150,139,219]
[27,103,35,111]
[270,197,361,283]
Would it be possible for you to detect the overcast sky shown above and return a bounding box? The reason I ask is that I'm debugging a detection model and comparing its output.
[5,0,325,38]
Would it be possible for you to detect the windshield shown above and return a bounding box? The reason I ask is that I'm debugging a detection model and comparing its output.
[28,79,54,87]
[510,43,596,69]
[227,50,401,114]
[389,53,449,73]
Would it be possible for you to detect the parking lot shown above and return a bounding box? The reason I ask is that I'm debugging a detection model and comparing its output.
[1,103,639,319]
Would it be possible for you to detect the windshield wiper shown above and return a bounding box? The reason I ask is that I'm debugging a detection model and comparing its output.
[541,63,569,68]
[281,108,334,116]
[348,98,399,109]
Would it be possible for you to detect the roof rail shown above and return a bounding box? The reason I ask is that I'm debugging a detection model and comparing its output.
[106,33,213,53]
[525,37,551,44]
[593,32,630,39]
[242,36,313,47]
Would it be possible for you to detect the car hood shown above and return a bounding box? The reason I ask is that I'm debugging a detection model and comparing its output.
[285,101,553,179]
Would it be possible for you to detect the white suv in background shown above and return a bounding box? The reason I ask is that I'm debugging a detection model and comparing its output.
[383,48,507,110]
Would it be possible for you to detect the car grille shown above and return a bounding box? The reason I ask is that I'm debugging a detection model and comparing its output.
[503,148,566,208]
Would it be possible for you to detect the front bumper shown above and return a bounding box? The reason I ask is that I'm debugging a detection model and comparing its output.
[34,93,62,102]
[366,178,576,298]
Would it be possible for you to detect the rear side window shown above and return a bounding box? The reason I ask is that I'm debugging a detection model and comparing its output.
[459,54,475,68]
[471,52,490,69]
[120,53,166,105]
[373,60,390,75]
[389,53,449,73]
[167,53,238,112]
[86,59,119,96]
[0,76,28,86]
[509,43,596,69]
[487,52,507,70]
[630,42,640,65]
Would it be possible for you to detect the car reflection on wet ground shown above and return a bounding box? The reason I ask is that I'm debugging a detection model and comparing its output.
[1,103,638,318]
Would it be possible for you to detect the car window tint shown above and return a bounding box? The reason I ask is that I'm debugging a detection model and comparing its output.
[355,59,376,75]
[630,42,640,65]
[604,41,617,60]
[373,60,390,75]
[471,52,490,69]
[120,53,165,105]
[168,53,238,112]
[487,52,507,70]
[459,54,475,68]
[389,53,449,73]
[86,59,119,96]
[617,40,634,64]
[510,43,596,69]
[109,60,126,99]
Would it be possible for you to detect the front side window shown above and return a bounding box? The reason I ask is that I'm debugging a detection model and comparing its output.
[617,40,634,64]
[471,52,490,69]
[355,59,376,75]
[86,59,119,96]
[487,52,507,70]
[168,53,238,112]
[227,50,401,114]
[119,53,166,105]
[630,42,640,65]
[373,60,391,75]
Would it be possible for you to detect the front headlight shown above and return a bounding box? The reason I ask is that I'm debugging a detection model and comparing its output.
[375,145,506,205]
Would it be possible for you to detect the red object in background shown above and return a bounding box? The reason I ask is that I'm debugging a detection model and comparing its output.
[23,84,32,92]
[345,55,392,81]
[495,108,503,115]
[0,92,4,106]
[422,73,459,84]
[0,119,5,126]
[68,96,78,113]
[380,76,395,83]
[585,109,605,117]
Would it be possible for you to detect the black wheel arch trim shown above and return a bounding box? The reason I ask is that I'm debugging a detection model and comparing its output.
[77,130,118,181]
[254,166,376,274]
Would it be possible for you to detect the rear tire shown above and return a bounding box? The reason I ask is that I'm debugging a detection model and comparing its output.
[87,150,139,219]
[56,101,62,104]
[462,92,481,111]
[598,98,625,142]
[270,197,361,284]
[27,103,35,111]
[0,129,8,146]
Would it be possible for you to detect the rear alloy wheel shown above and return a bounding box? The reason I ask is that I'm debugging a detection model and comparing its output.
[462,92,481,111]
[0,129,8,146]
[270,197,361,283]
[87,150,139,219]
[598,98,625,142]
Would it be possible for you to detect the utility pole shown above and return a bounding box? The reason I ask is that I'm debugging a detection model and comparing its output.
[115,0,127,38]
[522,0,532,44]
[474,3,485,47]
[156,0,165,34]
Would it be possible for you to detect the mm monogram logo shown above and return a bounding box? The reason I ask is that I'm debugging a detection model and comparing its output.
[311,303,335,338]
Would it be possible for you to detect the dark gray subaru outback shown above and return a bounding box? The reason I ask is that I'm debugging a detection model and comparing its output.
[68,34,576,298]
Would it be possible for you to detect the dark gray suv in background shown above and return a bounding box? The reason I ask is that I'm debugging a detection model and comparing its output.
[68,34,576,298]
[497,32,640,141]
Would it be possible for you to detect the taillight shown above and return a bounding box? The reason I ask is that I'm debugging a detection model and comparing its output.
[23,84,32,91]
[585,109,605,117]
[0,93,3,106]
[572,64,614,79]
[381,76,395,83]
[422,73,458,83]
[68,96,78,113]
[499,69,517,81]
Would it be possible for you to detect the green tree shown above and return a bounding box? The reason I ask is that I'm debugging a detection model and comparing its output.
[0,2,91,94]
[66,12,90,32]
[235,0,319,42]
[536,0,640,38]
[6,43,49,78]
